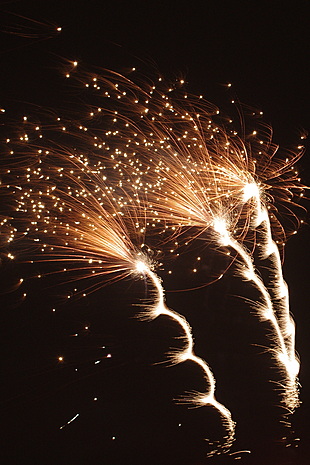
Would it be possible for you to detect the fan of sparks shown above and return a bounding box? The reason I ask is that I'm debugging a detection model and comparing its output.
[0,64,307,456]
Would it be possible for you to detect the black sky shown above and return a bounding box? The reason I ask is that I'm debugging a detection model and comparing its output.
[1,1,310,464]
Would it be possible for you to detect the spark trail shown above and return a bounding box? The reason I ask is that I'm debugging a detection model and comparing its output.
[243,183,300,405]
[135,259,235,454]
[256,208,298,378]
[213,208,299,412]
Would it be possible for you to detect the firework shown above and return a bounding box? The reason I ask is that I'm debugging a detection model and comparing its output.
[1,64,307,457]
[1,117,235,455]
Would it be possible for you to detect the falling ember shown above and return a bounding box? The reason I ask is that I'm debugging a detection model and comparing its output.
[60,413,80,430]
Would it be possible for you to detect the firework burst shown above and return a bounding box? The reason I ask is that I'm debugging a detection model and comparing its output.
[1,63,307,457]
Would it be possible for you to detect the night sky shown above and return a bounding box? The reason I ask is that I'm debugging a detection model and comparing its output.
[1,1,310,464]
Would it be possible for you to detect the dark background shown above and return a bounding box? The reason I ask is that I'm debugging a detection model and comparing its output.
[1,1,310,464]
